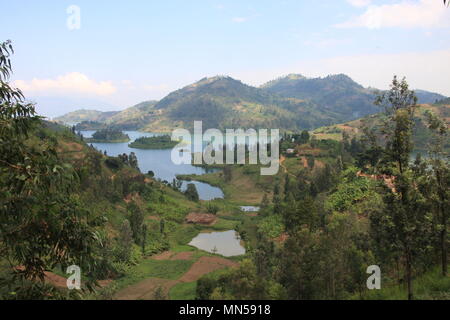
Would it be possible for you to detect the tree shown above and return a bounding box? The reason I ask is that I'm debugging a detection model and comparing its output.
[425,111,449,277]
[261,193,270,209]
[117,220,133,262]
[129,152,139,170]
[128,201,144,245]
[141,224,148,255]
[184,183,200,202]
[223,165,232,182]
[370,76,432,300]
[299,130,310,144]
[206,202,220,215]
[0,40,104,297]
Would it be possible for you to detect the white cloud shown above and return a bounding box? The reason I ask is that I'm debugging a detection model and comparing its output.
[337,0,450,29]
[232,17,247,23]
[347,0,372,8]
[14,72,116,97]
[142,83,170,92]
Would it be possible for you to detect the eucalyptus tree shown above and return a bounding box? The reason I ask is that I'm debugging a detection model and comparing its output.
[370,76,433,300]
[425,111,449,277]
[0,41,104,298]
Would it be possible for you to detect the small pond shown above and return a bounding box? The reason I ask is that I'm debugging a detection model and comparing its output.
[240,206,260,212]
[189,230,246,257]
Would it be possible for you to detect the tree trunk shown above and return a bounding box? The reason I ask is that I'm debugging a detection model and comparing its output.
[406,252,413,300]
[441,228,447,277]
[437,170,448,277]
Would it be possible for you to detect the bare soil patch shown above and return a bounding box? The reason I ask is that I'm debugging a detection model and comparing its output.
[179,256,238,283]
[170,252,194,261]
[185,213,217,225]
[114,278,179,300]
[43,271,67,289]
[152,251,174,261]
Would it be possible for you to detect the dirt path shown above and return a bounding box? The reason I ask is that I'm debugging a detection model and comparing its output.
[280,156,296,178]
[150,251,194,261]
[114,278,179,300]
[179,256,238,283]
[113,254,238,300]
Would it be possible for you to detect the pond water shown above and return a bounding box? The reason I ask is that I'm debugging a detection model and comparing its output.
[240,206,260,212]
[81,131,223,201]
[188,230,246,257]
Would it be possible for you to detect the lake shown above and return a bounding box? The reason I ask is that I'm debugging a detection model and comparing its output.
[189,230,246,257]
[80,131,224,201]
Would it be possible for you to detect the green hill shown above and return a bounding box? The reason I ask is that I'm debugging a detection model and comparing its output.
[85,128,131,143]
[54,109,119,124]
[261,74,447,122]
[312,104,450,154]
[105,101,159,130]
[141,76,338,131]
[54,74,448,133]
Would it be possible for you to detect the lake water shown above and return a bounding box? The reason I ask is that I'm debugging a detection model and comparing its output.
[80,131,224,201]
[189,230,246,257]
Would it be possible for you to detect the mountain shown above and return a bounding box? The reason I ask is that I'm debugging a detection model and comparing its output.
[141,76,338,131]
[105,100,159,130]
[54,109,119,124]
[54,74,448,132]
[311,103,450,154]
[261,74,447,121]
[415,90,448,104]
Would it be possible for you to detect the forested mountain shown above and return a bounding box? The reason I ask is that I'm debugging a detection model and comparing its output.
[54,109,119,124]
[55,74,447,133]
[141,76,337,131]
[104,101,159,130]
[261,74,447,121]
[312,103,450,154]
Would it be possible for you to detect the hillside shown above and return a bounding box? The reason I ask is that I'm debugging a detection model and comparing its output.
[140,76,338,131]
[105,101,159,130]
[262,74,378,120]
[54,109,119,124]
[261,74,447,122]
[312,103,450,153]
[54,74,448,133]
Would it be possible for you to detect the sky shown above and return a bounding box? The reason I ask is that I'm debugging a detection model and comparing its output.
[1,0,450,118]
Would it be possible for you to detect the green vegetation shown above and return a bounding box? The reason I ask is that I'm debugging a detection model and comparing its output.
[2,41,449,301]
[262,73,446,123]
[194,77,449,301]
[170,282,197,300]
[312,103,450,154]
[57,74,447,134]
[358,267,450,300]
[54,109,119,124]
[129,135,178,149]
[86,128,130,143]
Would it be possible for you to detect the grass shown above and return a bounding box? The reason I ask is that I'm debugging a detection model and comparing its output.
[171,245,196,253]
[113,259,195,292]
[357,267,450,300]
[178,166,268,205]
[210,218,239,231]
[133,259,193,280]
[168,224,201,246]
[169,282,197,300]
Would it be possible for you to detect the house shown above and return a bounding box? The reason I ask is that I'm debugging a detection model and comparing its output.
[286,149,295,154]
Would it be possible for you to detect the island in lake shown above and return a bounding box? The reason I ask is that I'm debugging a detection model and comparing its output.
[85,128,130,143]
[129,135,179,149]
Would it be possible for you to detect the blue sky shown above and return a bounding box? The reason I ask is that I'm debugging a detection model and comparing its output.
[1,0,450,117]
